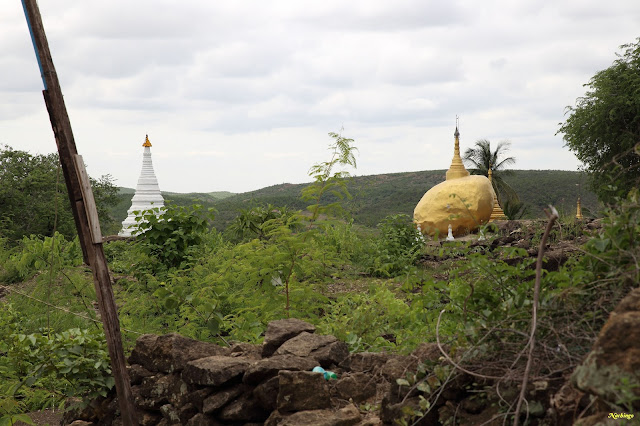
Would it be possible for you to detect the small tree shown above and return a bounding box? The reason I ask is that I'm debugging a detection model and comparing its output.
[463,139,518,204]
[558,38,640,203]
[301,131,358,223]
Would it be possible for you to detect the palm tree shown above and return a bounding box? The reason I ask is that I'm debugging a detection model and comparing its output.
[463,139,519,204]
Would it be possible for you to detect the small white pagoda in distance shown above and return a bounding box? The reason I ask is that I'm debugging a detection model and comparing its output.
[119,135,165,237]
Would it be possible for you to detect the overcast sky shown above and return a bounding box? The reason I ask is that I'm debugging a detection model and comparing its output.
[1,1,639,193]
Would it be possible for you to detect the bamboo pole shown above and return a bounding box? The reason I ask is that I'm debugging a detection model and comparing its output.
[21,1,137,424]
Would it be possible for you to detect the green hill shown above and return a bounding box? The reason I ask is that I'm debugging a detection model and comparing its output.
[107,188,235,234]
[107,170,599,234]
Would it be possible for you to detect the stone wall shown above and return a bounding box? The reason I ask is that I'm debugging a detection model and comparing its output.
[64,319,449,425]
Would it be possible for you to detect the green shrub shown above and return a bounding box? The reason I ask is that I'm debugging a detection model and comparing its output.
[583,188,640,287]
[368,214,423,277]
[134,204,214,270]
[0,233,82,284]
[8,328,113,400]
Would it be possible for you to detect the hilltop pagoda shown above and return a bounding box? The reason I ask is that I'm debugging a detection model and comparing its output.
[119,135,164,237]
[414,125,494,237]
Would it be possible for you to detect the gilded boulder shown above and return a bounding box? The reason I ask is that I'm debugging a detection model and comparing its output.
[414,175,494,237]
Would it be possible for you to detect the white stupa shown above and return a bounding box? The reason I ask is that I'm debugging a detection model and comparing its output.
[119,135,165,237]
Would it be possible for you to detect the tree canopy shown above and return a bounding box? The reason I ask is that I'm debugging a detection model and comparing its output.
[463,139,518,204]
[0,145,118,242]
[558,38,640,202]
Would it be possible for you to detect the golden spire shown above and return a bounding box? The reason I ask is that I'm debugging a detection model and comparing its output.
[576,197,583,219]
[143,134,152,147]
[445,123,470,181]
[488,165,506,222]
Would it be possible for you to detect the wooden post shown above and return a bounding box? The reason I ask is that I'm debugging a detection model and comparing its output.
[21,1,138,424]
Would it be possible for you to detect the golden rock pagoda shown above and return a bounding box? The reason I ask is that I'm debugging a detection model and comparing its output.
[414,126,494,237]
[488,166,506,222]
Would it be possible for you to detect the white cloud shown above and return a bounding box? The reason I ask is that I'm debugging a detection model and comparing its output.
[1,0,638,193]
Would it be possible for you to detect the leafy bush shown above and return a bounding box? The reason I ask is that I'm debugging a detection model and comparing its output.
[318,285,431,352]
[582,188,640,287]
[8,328,114,399]
[227,204,298,242]
[368,214,423,277]
[134,204,215,270]
[0,305,111,416]
[0,233,82,283]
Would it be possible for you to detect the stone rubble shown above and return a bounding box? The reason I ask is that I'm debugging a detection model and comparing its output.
[63,319,458,425]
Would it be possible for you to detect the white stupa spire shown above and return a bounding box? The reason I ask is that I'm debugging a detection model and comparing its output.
[119,135,165,237]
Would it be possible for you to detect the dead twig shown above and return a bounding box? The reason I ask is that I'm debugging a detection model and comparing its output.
[513,205,558,426]
[436,308,504,380]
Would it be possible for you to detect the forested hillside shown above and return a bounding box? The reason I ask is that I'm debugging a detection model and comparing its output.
[110,169,598,233]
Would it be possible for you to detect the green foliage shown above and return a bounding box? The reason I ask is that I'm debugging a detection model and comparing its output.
[0,232,82,284]
[463,139,519,204]
[91,174,120,236]
[5,128,640,423]
[502,199,528,220]
[134,204,215,270]
[0,413,35,426]
[195,169,598,232]
[318,285,433,352]
[0,304,110,416]
[393,362,453,425]
[8,328,114,399]
[302,131,357,222]
[0,145,119,243]
[558,38,640,203]
[113,208,335,342]
[227,204,298,242]
[368,214,423,277]
[582,188,640,287]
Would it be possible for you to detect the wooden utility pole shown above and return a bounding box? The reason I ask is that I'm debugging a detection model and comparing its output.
[21,1,138,424]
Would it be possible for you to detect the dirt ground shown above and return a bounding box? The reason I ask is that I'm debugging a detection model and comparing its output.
[14,409,62,426]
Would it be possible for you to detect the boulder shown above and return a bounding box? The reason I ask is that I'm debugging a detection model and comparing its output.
[334,372,377,403]
[177,403,198,425]
[275,332,349,367]
[277,371,331,412]
[254,376,280,411]
[133,373,189,410]
[128,333,230,373]
[263,318,317,357]
[182,356,250,387]
[185,413,222,426]
[414,175,494,237]
[266,404,361,426]
[230,342,263,360]
[159,403,180,424]
[185,387,214,412]
[381,355,418,383]
[128,364,154,385]
[217,393,269,423]
[138,411,163,426]
[573,287,640,410]
[202,384,246,414]
[244,355,318,384]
